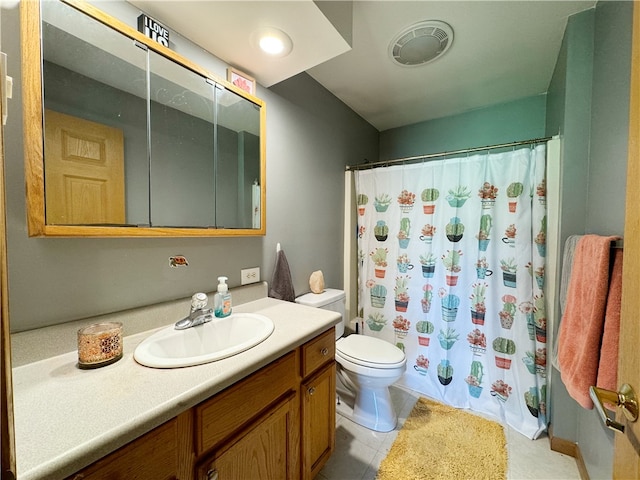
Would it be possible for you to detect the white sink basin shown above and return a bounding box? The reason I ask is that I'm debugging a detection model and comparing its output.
[134,313,275,368]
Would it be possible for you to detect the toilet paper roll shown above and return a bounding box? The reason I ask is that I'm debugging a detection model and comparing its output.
[309,270,325,294]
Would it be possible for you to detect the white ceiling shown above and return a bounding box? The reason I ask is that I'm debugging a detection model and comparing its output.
[126,1,596,131]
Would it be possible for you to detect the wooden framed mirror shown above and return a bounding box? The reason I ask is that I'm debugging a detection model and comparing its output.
[21,0,266,237]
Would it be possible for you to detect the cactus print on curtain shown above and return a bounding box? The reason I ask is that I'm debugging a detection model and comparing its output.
[355,145,548,439]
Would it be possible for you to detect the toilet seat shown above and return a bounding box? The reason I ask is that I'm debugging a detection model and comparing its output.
[336,335,406,369]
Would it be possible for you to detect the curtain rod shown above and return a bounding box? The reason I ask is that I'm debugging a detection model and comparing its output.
[346,136,554,171]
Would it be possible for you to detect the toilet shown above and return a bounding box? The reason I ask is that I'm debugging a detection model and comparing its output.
[296,289,407,432]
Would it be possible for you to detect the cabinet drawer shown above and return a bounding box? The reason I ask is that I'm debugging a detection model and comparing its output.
[195,351,298,455]
[301,328,335,378]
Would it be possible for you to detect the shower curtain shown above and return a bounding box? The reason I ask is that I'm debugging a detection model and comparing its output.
[355,145,548,439]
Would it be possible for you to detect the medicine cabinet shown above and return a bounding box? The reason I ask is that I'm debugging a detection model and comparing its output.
[21,0,266,237]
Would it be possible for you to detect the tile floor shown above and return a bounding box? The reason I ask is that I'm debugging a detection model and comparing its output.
[317,384,581,480]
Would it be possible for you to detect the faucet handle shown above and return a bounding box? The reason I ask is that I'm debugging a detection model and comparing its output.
[191,292,208,311]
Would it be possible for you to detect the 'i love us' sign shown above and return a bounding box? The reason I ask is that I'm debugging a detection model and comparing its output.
[137,14,169,48]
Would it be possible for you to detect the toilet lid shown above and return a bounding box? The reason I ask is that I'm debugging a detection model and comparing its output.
[336,335,405,368]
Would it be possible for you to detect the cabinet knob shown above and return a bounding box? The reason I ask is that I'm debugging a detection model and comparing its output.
[207,469,219,480]
[308,386,316,396]
[321,347,329,356]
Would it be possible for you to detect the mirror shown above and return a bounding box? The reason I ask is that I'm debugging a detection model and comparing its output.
[22,0,265,236]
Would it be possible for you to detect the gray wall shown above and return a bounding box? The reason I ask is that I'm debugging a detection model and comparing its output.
[546,2,632,479]
[1,1,378,332]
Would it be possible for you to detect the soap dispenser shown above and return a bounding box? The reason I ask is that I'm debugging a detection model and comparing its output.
[214,276,232,318]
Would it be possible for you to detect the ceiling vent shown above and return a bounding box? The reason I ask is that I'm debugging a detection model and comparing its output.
[389,20,454,67]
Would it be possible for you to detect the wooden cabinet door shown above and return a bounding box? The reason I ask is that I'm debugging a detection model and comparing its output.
[66,419,180,480]
[197,393,299,480]
[302,362,336,480]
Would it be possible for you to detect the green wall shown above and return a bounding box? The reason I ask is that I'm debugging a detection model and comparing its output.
[379,94,547,160]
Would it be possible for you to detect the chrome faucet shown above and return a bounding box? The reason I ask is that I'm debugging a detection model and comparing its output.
[175,293,214,330]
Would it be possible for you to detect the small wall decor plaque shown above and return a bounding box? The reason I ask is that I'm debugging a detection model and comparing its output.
[169,255,189,268]
[137,14,169,47]
[227,67,256,96]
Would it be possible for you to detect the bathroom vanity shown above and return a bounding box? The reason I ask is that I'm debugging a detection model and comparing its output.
[11,292,339,480]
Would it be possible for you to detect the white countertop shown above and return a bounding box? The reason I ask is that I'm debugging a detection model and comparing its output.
[12,296,340,480]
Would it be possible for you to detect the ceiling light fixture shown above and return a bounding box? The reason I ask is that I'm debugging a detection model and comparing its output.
[388,20,453,67]
[252,27,293,58]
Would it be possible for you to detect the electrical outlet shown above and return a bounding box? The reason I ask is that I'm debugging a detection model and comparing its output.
[241,267,260,285]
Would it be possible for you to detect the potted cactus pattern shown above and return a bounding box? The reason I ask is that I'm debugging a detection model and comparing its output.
[397,217,411,249]
[500,257,517,288]
[469,282,488,325]
[374,193,391,212]
[467,328,487,355]
[421,284,434,313]
[437,359,454,385]
[534,265,545,289]
[445,217,465,243]
[420,224,437,244]
[438,328,459,350]
[419,253,437,278]
[536,347,547,376]
[499,294,517,329]
[493,337,516,369]
[370,248,388,278]
[522,351,536,374]
[367,281,387,308]
[439,288,460,322]
[357,194,368,216]
[416,320,435,346]
[478,182,498,209]
[525,387,540,417]
[421,188,439,214]
[537,178,546,205]
[502,224,516,248]
[519,301,535,340]
[366,312,387,331]
[394,276,411,311]
[491,380,512,402]
[397,189,416,213]
[466,360,484,398]
[397,253,413,273]
[393,315,411,338]
[476,214,492,251]
[374,220,389,242]
[535,216,547,257]
[533,295,547,343]
[442,249,463,285]
[475,257,492,279]
[446,185,471,208]
[540,385,548,417]
[414,354,430,375]
[506,182,524,212]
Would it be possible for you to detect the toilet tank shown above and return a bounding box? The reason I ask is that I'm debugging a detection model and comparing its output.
[295,288,345,339]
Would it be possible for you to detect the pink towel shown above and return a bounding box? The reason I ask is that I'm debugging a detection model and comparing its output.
[596,248,623,392]
[558,234,621,409]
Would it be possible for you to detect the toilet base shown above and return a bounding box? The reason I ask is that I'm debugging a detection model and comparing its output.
[352,385,397,432]
[336,374,397,432]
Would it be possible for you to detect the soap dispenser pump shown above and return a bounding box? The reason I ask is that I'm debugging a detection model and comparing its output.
[214,276,232,318]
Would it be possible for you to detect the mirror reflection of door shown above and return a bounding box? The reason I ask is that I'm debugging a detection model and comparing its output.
[44,109,125,225]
